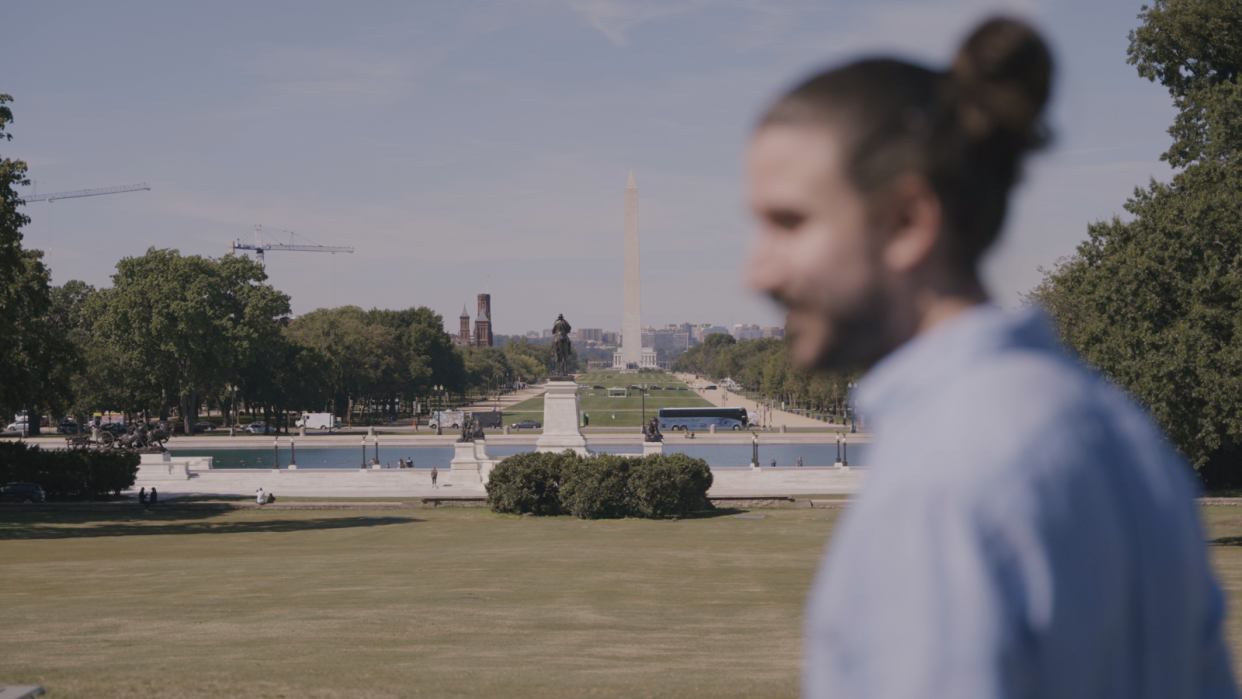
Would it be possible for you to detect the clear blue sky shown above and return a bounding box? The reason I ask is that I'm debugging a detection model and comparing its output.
[4,0,1175,335]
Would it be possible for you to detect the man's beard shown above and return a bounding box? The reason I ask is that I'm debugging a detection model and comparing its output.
[782,280,896,373]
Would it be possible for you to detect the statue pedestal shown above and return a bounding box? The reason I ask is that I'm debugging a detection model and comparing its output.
[536,380,589,456]
[642,441,663,457]
[449,440,493,484]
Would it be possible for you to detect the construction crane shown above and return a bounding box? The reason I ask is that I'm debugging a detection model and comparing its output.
[229,224,354,267]
[19,183,151,203]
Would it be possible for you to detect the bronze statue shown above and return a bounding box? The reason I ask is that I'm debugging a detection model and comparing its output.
[551,314,573,377]
[643,415,663,443]
[458,414,475,443]
[67,419,172,453]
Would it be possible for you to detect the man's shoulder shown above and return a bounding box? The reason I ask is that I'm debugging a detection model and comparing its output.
[885,347,1187,503]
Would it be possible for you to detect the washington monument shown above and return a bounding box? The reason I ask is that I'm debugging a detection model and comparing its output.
[615,172,656,369]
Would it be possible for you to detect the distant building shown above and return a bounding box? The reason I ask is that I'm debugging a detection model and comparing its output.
[602,331,619,345]
[542,329,553,338]
[762,326,785,339]
[732,324,763,341]
[692,324,730,344]
[475,294,493,347]
[643,327,690,353]
[457,306,472,346]
[577,328,603,343]
[525,331,541,339]
[453,293,494,347]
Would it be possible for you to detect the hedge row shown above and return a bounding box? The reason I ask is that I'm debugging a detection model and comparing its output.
[485,451,713,519]
[0,442,140,500]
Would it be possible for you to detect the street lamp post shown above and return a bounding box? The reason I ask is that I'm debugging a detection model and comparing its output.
[751,432,759,468]
[847,382,857,433]
[229,386,238,436]
[641,384,647,427]
[361,438,367,468]
[273,437,279,469]
[289,438,297,468]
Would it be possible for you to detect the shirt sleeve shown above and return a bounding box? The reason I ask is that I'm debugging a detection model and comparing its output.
[1198,567,1238,699]
[805,493,1034,699]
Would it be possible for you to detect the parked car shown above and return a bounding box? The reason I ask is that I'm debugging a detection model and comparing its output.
[649,386,663,390]
[56,420,79,434]
[0,482,46,503]
[243,422,273,434]
[677,387,688,391]
[99,423,127,435]
[705,385,718,390]
[513,419,542,430]
[194,421,216,432]
[592,385,606,390]
[5,419,27,432]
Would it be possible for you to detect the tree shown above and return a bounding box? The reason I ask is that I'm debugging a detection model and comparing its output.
[1033,0,1242,485]
[0,95,79,429]
[94,248,291,435]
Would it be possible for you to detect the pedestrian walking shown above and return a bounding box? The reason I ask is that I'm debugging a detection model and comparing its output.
[770,458,776,468]
[797,456,803,468]
[431,466,438,488]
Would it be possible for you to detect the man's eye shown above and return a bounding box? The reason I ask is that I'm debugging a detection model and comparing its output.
[768,210,805,230]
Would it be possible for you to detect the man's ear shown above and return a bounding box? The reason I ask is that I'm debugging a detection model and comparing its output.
[877,174,942,274]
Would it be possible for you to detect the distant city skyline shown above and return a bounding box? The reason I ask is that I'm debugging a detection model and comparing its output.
[6,1,1177,334]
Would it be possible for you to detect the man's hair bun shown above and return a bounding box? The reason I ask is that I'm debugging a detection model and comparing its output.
[951,17,1052,149]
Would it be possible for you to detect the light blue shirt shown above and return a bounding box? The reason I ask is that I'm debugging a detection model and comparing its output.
[805,306,1237,699]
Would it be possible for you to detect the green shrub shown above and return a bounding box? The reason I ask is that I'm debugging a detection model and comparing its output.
[629,452,713,518]
[488,450,713,520]
[0,443,140,500]
[560,453,633,520]
[485,450,581,515]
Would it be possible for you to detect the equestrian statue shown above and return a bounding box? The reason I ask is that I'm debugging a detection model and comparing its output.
[551,314,574,378]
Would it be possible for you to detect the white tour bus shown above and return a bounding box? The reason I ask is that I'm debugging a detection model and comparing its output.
[657,407,749,431]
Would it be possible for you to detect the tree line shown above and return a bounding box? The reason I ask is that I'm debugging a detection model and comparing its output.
[1030,0,1242,486]
[0,95,570,435]
[672,334,860,418]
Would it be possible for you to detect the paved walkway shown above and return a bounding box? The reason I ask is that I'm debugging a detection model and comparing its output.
[673,373,843,430]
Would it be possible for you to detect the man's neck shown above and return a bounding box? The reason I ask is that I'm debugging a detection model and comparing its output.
[912,274,989,337]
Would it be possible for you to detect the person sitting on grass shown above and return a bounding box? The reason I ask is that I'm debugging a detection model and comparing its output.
[256,487,265,505]
[138,487,147,505]
[147,488,157,507]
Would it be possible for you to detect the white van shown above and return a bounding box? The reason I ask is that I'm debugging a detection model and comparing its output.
[296,413,339,430]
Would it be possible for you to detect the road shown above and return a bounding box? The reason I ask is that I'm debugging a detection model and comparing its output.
[674,372,847,431]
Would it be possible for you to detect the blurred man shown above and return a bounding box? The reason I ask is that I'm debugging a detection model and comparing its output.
[748,17,1236,699]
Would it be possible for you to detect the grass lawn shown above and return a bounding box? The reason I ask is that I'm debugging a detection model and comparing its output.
[0,507,830,698]
[508,373,713,418]
[7,506,1242,698]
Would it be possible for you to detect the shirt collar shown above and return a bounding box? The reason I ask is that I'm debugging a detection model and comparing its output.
[856,304,1062,420]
